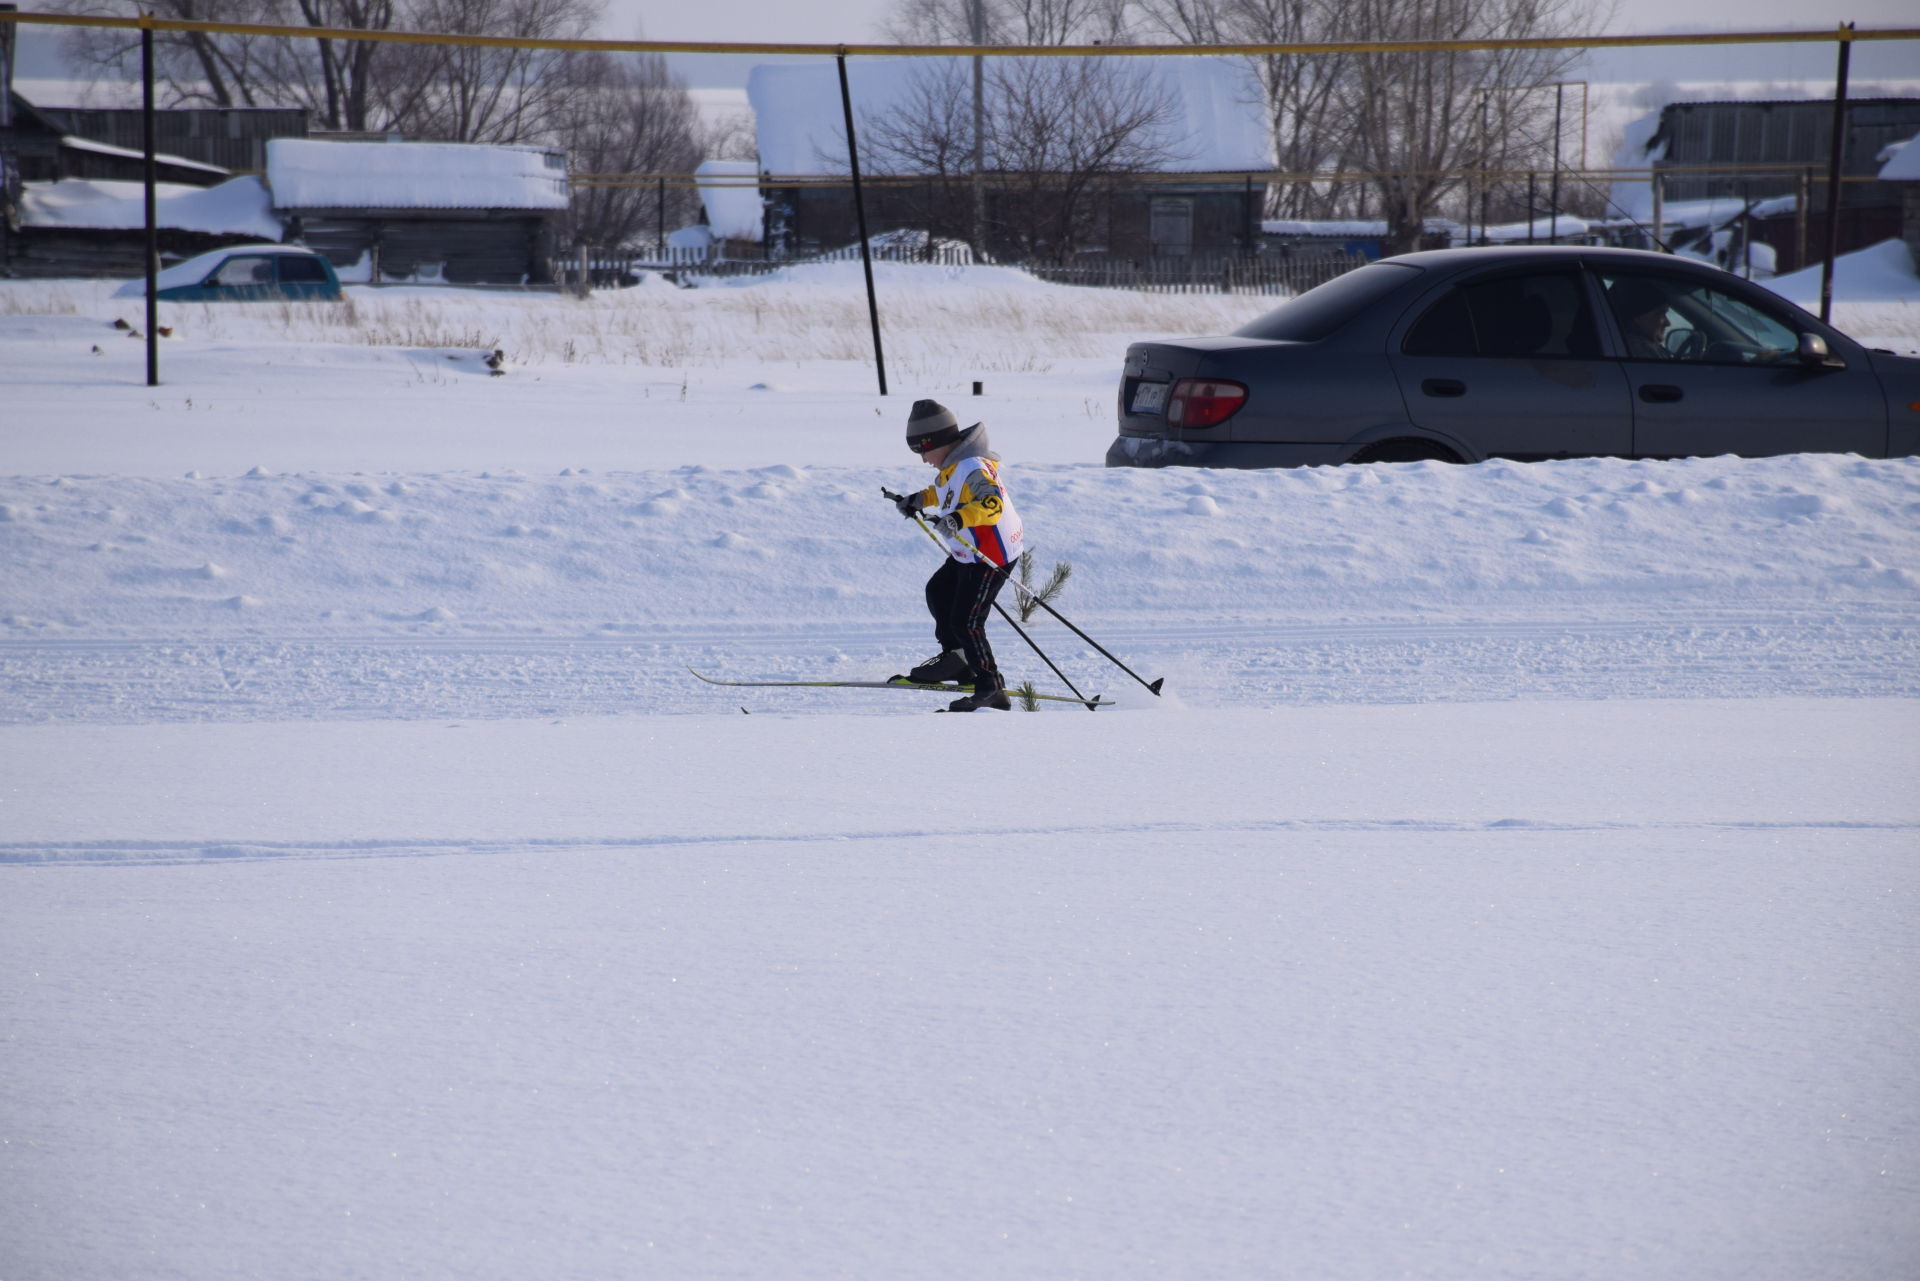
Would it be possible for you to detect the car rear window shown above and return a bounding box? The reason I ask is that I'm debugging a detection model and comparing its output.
[1233,261,1423,342]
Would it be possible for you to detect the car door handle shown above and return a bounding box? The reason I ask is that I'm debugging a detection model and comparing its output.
[1639,384,1684,404]
[1421,378,1466,398]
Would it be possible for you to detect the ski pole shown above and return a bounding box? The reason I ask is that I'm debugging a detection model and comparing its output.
[883,488,1165,698]
[988,598,1099,711]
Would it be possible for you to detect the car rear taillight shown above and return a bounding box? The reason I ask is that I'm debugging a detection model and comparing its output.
[1167,379,1247,428]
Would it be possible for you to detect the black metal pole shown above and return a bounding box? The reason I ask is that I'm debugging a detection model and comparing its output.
[980,557,1162,696]
[141,14,158,387]
[1819,23,1853,325]
[1549,84,1563,243]
[836,52,887,396]
[990,599,1099,710]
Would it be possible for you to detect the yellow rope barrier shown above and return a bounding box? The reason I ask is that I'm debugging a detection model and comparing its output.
[0,9,1914,59]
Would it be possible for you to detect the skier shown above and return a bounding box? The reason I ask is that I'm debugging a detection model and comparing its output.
[892,399,1025,712]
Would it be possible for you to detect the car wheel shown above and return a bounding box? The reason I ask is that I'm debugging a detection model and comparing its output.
[1347,438,1463,465]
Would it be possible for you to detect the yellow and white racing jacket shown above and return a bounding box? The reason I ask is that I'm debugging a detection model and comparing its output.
[910,455,1025,567]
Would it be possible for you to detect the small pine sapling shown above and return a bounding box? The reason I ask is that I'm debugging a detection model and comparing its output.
[1012,680,1041,711]
[1017,550,1072,623]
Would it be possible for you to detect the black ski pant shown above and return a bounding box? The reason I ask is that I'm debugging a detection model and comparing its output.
[925,555,1018,691]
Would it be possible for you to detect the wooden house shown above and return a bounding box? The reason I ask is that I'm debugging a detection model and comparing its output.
[746,58,1272,264]
[266,138,568,285]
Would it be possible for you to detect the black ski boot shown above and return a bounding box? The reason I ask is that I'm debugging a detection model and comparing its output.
[946,686,1012,712]
[899,649,976,685]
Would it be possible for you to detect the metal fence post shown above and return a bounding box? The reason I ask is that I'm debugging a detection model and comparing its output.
[1819,22,1853,324]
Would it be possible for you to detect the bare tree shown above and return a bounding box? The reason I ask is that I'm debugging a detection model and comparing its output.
[699,110,759,165]
[988,57,1182,257]
[52,0,582,138]
[387,0,603,144]
[55,0,282,108]
[250,0,400,131]
[1335,0,1585,252]
[855,61,980,250]
[883,0,1131,45]
[1132,0,1354,219]
[559,51,703,248]
[872,0,1179,258]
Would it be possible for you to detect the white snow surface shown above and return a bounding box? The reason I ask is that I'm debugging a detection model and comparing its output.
[264,138,570,211]
[2,266,1917,1281]
[695,159,766,241]
[1764,236,1920,304]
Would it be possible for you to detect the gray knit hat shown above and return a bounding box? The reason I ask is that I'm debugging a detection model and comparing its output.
[905,399,964,453]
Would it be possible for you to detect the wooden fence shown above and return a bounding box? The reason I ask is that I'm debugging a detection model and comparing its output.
[581,244,1365,296]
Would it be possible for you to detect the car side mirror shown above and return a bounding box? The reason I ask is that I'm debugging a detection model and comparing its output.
[1796,332,1845,370]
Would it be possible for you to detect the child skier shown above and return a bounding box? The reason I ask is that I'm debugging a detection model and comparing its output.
[892,399,1025,712]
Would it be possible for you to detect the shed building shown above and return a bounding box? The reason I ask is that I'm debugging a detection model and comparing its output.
[266,138,568,285]
[1643,98,1920,270]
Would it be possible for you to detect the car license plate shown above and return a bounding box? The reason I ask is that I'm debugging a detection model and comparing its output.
[1131,381,1169,415]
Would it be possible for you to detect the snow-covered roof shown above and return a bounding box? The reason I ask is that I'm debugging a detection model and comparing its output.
[749,57,1271,178]
[1475,214,1592,242]
[59,134,229,176]
[1880,136,1920,181]
[1262,218,1463,238]
[265,139,569,211]
[19,176,282,239]
[695,160,763,242]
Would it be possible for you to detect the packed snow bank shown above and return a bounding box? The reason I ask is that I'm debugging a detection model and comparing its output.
[4,454,1912,639]
[2,454,1915,718]
[1766,238,1920,305]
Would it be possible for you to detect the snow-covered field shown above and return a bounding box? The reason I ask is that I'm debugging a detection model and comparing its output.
[3,266,1917,1280]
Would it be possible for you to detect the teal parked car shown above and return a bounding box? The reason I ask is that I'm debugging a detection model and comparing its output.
[116,244,342,302]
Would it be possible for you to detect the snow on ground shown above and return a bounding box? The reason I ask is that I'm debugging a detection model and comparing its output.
[2,267,1918,1280]
[1765,236,1920,306]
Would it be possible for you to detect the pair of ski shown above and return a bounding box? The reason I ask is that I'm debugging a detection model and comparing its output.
[688,668,1112,710]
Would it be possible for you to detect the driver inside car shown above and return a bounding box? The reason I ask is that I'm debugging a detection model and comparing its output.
[1605,277,1676,360]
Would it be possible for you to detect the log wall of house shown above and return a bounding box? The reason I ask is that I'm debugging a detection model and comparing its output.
[295,211,558,284]
[1,227,257,279]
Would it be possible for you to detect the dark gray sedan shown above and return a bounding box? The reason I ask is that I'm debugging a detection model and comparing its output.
[1108,246,1920,468]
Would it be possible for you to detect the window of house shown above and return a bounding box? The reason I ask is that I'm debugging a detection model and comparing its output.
[1150,198,1193,258]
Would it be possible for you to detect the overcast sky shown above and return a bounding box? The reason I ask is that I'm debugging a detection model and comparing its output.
[595,0,1919,89]
[605,0,1920,45]
[9,0,1915,91]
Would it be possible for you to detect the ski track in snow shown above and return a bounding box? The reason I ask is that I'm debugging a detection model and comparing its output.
[3,611,1916,723]
[4,815,1915,868]
[3,455,1917,722]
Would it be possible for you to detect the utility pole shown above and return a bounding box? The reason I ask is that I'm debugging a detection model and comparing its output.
[970,0,986,261]
[1819,23,1853,324]
[1548,83,1563,243]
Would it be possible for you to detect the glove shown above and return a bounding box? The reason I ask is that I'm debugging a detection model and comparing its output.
[937,511,965,537]
[893,492,922,519]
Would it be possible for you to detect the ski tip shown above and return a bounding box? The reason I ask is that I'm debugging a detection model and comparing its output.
[1148,678,1165,696]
